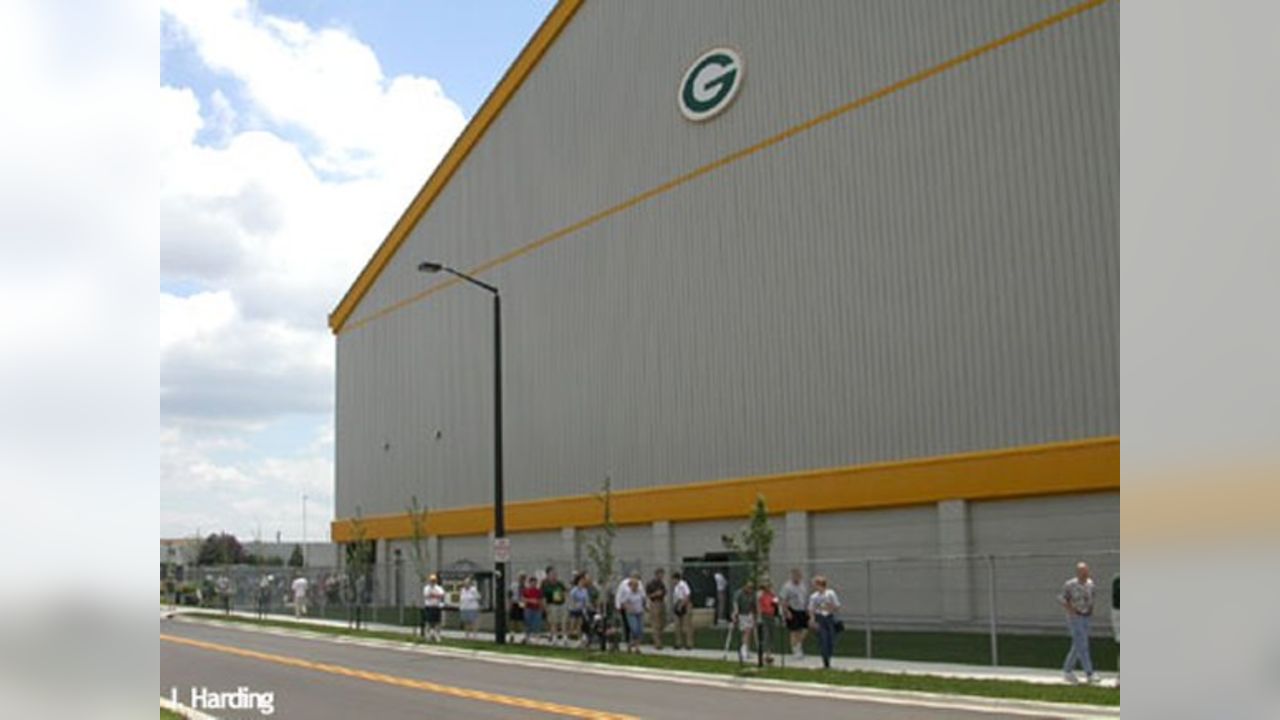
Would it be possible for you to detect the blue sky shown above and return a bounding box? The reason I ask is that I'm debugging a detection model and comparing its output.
[159,0,554,545]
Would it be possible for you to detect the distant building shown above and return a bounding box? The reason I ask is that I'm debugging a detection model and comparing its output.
[159,538,339,570]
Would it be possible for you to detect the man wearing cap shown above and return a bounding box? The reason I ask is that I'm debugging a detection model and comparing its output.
[422,573,446,642]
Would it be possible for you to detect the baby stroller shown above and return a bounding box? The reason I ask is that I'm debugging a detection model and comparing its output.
[589,611,621,652]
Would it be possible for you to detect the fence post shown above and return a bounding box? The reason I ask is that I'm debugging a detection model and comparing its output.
[395,550,404,626]
[864,559,873,659]
[987,554,999,667]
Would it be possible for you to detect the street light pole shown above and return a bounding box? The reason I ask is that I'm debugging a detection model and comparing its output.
[492,290,507,645]
[302,494,308,568]
[418,261,506,646]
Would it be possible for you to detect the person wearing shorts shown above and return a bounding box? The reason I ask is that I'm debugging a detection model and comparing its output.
[422,574,446,642]
[541,566,568,646]
[521,575,545,643]
[568,573,590,646]
[780,568,809,658]
[459,576,481,640]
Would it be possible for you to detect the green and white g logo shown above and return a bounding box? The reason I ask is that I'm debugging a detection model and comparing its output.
[678,47,743,122]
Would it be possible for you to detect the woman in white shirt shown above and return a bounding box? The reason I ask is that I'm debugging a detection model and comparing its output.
[615,577,648,653]
[459,576,482,640]
[807,575,841,669]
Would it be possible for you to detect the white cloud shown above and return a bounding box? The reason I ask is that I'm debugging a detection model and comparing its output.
[161,424,334,541]
[161,290,331,422]
[160,0,465,179]
[159,0,464,540]
[161,425,257,492]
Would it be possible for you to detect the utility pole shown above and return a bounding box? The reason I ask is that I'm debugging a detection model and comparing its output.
[302,494,309,567]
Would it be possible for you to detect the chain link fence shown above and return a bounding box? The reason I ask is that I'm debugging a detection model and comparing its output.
[167,549,1118,668]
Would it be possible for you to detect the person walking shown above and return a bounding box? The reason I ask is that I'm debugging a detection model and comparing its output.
[645,569,668,650]
[1060,561,1098,684]
[521,575,545,644]
[458,576,481,640]
[731,579,757,663]
[714,570,728,625]
[568,573,591,646]
[616,575,648,653]
[422,573,446,642]
[807,575,841,669]
[541,567,568,646]
[670,571,694,650]
[780,568,809,659]
[290,574,310,618]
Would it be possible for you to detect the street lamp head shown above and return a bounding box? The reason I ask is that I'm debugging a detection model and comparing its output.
[417,261,444,273]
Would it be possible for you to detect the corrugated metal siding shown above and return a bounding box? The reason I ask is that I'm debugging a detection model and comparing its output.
[970,492,1119,555]
[336,0,1118,519]
[811,506,939,559]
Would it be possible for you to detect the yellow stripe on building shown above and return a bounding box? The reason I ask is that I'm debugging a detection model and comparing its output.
[331,436,1118,542]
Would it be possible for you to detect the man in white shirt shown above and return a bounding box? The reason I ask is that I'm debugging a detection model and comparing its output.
[290,575,309,618]
[670,571,693,649]
[422,574,446,642]
[713,571,728,625]
[779,568,809,658]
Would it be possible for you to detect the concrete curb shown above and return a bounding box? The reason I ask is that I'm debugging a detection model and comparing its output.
[170,615,1119,719]
[164,608,1117,687]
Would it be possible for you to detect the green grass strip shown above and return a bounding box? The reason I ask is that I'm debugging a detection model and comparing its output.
[178,612,1118,707]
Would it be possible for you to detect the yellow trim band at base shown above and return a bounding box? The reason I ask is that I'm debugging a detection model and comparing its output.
[331,436,1118,542]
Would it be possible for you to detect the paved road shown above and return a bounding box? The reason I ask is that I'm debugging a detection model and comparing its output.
[160,618,1078,719]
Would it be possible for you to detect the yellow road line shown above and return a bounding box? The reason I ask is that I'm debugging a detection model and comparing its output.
[343,0,1114,333]
[161,633,637,719]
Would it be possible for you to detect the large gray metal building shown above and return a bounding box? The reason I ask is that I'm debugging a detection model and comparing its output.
[330,0,1118,631]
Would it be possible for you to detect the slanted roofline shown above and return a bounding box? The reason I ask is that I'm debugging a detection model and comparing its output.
[327,0,584,334]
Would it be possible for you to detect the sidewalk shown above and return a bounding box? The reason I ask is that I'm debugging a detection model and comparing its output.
[166,607,1117,689]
